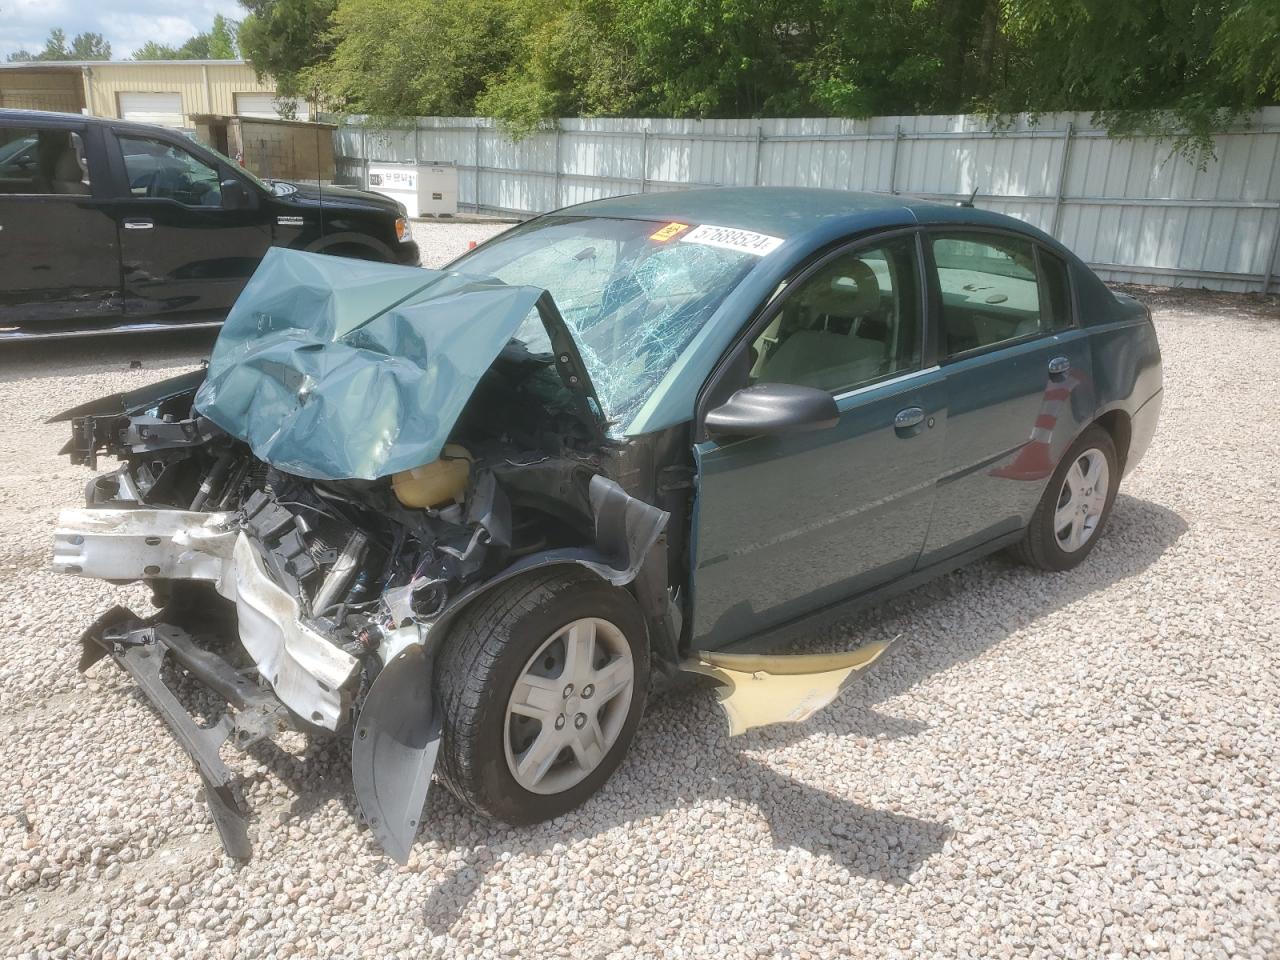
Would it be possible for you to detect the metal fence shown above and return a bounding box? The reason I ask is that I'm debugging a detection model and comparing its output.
[334,110,1280,293]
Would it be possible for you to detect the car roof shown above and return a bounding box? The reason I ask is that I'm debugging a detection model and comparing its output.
[563,187,919,237]
[557,186,1045,244]
[0,108,189,139]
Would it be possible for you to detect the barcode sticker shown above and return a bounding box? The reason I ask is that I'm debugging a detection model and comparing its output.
[679,223,784,256]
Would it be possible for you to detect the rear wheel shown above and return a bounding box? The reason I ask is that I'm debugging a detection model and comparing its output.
[1012,424,1118,571]
[436,569,649,824]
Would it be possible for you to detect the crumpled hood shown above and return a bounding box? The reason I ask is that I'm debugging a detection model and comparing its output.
[194,248,558,481]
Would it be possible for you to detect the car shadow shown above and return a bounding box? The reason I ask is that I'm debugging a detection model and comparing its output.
[401,493,1186,923]
[154,492,1184,920]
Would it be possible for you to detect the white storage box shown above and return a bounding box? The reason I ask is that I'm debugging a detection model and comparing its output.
[365,161,458,217]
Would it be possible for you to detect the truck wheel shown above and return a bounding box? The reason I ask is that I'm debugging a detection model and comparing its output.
[435,568,649,824]
[1011,424,1119,571]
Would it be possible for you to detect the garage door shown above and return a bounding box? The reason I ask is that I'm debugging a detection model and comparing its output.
[234,93,310,121]
[118,93,184,128]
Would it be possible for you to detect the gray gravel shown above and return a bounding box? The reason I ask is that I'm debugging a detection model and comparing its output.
[1,229,1278,958]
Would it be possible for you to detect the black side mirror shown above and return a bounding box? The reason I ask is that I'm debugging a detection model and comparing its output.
[704,382,840,438]
[220,178,251,210]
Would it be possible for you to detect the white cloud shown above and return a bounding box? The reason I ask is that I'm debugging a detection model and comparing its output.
[0,0,243,59]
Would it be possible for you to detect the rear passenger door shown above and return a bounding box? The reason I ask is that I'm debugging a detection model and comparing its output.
[919,229,1094,565]
[0,119,122,328]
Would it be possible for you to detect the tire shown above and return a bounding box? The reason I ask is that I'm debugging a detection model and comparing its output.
[1011,424,1119,571]
[435,568,649,824]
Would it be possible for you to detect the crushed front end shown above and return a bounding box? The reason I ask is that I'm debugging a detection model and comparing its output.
[51,250,670,862]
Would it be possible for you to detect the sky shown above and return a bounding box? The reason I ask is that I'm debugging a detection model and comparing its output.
[0,0,245,61]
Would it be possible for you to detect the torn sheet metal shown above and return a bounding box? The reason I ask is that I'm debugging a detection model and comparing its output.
[681,640,894,736]
[52,508,236,580]
[193,248,550,481]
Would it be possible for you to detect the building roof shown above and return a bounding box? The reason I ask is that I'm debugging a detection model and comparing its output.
[0,60,251,69]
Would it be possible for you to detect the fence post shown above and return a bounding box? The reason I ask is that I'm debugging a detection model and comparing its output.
[1262,208,1280,294]
[473,121,482,213]
[753,125,764,185]
[360,123,368,189]
[553,121,562,210]
[412,120,420,165]
[1050,120,1075,238]
[888,123,902,194]
[640,129,649,193]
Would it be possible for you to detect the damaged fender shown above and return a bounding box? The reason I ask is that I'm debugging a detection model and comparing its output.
[682,640,895,736]
[351,474,668,860]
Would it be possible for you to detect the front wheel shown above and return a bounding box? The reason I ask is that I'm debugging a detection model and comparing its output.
[1012,424,1119,571]
[435,569,649,824]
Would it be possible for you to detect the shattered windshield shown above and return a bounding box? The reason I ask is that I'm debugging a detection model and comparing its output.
[452,216,761,432]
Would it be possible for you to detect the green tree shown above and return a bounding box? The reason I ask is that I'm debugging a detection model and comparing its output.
[7,27,112,62]
[311,0,520,116]
[132,41,184,60]
[209,14,238,59]
[239,0,339,97]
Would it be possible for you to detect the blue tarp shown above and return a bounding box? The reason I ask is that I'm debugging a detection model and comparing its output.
[194,248,546,481]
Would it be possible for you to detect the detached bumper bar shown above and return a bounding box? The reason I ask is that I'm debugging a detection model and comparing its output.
[81,608,289,860]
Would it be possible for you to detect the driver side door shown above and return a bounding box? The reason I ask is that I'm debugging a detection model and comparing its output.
[690,231,947,650]
[106,131,272,319]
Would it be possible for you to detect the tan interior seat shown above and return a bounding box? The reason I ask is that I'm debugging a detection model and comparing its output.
[760,329,887,391]
[50,149,89,195]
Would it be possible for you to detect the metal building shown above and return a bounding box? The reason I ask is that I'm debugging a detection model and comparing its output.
[0,60,298,129]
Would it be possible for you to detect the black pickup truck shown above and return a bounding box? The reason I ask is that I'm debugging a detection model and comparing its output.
[0,108,419,340]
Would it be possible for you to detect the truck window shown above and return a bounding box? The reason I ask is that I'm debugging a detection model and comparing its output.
[0,127,90,196]
[117,134,222,207]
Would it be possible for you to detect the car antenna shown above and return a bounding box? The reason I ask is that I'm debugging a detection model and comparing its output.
[313,98,325,234]
[957,185,979,208]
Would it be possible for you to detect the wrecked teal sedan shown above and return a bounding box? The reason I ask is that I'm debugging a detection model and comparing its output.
[51,188,1163,862]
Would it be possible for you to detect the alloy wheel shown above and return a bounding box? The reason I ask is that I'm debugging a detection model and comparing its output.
[1054,448,1111,553]
[503,617,635,795]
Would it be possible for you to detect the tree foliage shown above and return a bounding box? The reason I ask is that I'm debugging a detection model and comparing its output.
[132,16,239,61]
[7,29,111,62]
[236,0,1280,148]
[238,0,339,98]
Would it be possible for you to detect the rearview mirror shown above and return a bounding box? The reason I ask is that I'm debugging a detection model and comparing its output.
[220,178,251,210]
[704,382,839,438]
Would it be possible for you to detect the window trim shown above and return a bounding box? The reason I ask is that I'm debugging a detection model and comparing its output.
[694,226,928,440]
[923,225,1076,365]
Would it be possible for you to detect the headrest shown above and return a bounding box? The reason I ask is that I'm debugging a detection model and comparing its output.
[806,259,880,317]
[54,149,84,183]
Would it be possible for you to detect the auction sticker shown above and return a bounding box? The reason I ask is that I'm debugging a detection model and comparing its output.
[679,223,784,256]
[650,221,691,242]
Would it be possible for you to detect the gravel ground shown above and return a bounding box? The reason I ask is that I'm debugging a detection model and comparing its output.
[1,226,1278,959]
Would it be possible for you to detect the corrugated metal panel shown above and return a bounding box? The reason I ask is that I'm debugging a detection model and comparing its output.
[335,108,1280,291]
[82,62,274,125]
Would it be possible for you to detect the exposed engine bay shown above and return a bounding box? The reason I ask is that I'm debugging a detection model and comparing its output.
[50,250,680,862]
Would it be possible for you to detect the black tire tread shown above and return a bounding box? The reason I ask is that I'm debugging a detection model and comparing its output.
[434,567,645,822]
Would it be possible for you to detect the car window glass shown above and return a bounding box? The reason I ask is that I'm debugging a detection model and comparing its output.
[750,236,922,394]
[458,216,758,431]
[932,233,1048,355]
[1038,249,1073,331]
[0,126,91,196]
[118,135,222,207]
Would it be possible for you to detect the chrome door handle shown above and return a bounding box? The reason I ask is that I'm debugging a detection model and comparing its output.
[1048,356,1071,377]
[894,406,925,430]
[123,219,154,230]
